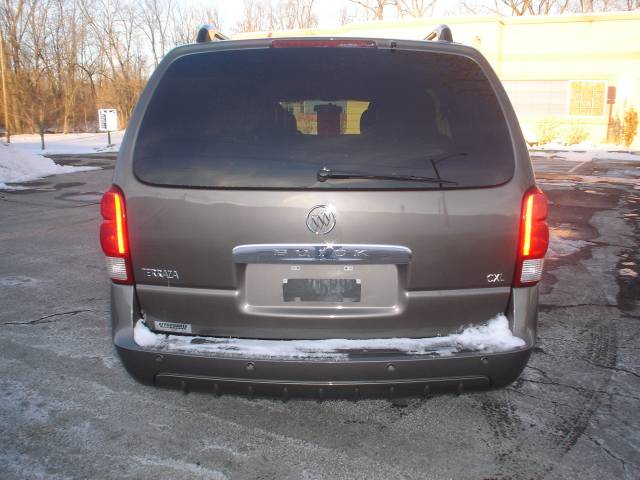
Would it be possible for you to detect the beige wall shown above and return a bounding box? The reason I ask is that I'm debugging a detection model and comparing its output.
[234,12,640,147]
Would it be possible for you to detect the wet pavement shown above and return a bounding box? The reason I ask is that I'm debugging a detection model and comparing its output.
[0,153,639,479]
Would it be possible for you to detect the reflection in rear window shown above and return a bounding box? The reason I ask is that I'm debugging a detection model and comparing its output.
[133,47,514,189]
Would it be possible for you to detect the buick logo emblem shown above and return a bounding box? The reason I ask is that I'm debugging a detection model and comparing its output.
[306,205,336,235]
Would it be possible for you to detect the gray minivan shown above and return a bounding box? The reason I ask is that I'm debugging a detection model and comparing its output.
[101,29,549,398]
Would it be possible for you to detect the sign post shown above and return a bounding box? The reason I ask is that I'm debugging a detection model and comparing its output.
[98,109,118,146]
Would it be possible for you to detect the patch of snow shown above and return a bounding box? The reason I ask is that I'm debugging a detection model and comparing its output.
[8,131,124,155]
[535,140,571,149]
[530,143,640,162]
[539,175,640,190]
[0,144,98,189]
[539,181,576,188]
[133,314,525,360]
[567,141,598,149]
[133,320,163,348]
[579,176,640,188]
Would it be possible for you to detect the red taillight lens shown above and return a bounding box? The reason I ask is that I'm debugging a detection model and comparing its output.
[100,185,132,284]
[515,187,549,287]
[271,39,377,48]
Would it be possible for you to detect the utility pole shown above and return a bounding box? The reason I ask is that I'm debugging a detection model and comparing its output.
[0,33,10,144]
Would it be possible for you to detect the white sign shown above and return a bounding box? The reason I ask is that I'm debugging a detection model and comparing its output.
[98,109,118,132]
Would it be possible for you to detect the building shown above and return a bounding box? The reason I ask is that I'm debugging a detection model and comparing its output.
[235,11,640,147]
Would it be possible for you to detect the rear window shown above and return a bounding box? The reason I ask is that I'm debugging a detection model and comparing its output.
[133,46,514,189]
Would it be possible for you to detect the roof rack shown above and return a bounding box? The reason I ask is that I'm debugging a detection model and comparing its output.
[424,24,452,42]
[196,25,229,43]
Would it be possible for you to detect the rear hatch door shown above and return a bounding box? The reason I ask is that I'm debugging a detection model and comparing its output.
[124,42,522,339]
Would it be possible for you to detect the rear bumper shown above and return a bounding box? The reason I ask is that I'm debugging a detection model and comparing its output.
[111,283,538,398]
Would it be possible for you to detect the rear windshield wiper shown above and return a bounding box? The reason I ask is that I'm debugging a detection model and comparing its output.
[316,167,458,185]
[419,151,469,165]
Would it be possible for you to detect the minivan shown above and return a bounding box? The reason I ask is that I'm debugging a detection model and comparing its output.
[101,27,548,398]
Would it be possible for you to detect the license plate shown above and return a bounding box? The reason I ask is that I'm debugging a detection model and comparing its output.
[283,278,361,302]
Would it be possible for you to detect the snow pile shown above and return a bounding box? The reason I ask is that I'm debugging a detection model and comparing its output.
[530,143,640,162]
[133,314,525,359]
[8,131,124,155]
[0,143,97,189]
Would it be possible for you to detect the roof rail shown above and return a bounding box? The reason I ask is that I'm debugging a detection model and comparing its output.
[424,24,453,42]
[196,25,229,43]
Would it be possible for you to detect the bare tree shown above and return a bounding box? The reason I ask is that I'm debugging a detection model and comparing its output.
[140,0,173,68]
[347,0,396,20]
[236,0,271,32]
[269,0,318,29]
[47,0,86,132]
[571,0,639,11]
[237,0,317,32]
[577,0,594,10]
[3,0,634,139]
[1,0,33,133]
[78,0,147,125]
[169,4,223,45]
[462,0,571,15]
[338,5,354,24]
[394,0,437,17]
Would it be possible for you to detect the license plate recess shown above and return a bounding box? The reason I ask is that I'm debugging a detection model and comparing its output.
[283,278,361,303]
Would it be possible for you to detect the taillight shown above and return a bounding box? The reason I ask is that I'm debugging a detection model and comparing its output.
[514,187,548,287]
[271,39,377,48]
[100,185,133,284]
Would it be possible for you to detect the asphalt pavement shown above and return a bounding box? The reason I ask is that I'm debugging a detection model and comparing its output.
[0,153,639,479]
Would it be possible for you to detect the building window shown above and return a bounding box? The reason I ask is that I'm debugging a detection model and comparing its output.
[503,81,567,118]
[568,81,605,117]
